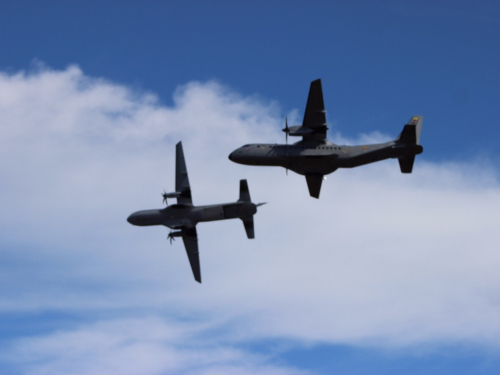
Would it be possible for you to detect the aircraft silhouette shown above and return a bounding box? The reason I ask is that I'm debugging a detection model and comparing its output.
[229,79,423,198]
[128,141,265,283]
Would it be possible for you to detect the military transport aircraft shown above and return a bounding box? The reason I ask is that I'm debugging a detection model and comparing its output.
[228,79,423,198]
[128,141,265,283]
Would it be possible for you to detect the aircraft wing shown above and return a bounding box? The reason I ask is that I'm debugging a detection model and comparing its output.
[175,142,193,205]
[181,227,201,283]
[305,174,323,199]
[302,79,328,141]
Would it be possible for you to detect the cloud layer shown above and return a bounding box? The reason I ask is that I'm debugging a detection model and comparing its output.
[1,65,500,373]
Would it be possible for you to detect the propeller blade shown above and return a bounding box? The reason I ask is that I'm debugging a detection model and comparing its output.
[256,202,267,207]
[168,231,175,244]
[285,116,289,146]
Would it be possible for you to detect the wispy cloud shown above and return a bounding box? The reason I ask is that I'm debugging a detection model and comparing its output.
[4,317,307,375]
[1,65,500,373]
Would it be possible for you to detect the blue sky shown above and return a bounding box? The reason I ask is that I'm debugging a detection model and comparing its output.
[3,0,500,159]
[1,1,500,374]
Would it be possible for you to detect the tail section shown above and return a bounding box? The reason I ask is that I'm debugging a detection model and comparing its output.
[396,116,423,174]
[241,217,255,239]
[398,155,416,173]
[237,179,266,238]
[238,179,251,202]
[238,179,254,238]
[397,116,423,145]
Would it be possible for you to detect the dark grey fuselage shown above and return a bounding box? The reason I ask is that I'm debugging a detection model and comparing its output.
[127,201,258,229]
[229,140,423,176]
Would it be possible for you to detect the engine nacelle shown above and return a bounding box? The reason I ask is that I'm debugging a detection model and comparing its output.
[169,230,184,238]
[164,192,181,198]
[283,125,328,136]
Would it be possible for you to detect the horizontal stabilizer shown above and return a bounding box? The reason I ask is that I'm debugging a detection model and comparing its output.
[398,155,415,173]
[305,174,323,199]
[241,217,255,239]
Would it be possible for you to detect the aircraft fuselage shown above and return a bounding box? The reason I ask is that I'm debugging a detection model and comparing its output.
[229,140,423,176]
[127,202,257,229]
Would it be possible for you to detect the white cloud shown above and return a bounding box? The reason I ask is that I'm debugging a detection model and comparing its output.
[1,65,500,372]
[5,317,306,375]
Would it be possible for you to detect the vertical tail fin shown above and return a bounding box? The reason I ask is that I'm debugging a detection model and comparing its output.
[241,217,255,239]
[396,116,423,174]
[238,179,259,238]
[397,116,423,145]
[238,179,251,202]
[398,155,415,173]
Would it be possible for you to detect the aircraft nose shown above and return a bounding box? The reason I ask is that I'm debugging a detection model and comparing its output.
[127,213,138,225]
[228,151,235,162]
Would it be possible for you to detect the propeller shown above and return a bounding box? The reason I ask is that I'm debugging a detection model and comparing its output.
[168,230,176,244]
[283,116,289,146]
[162,189,169,206]
[256,202,267,207]
[283,116,289,175]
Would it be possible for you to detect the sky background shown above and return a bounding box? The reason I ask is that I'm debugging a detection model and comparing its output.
[1,1,500,374]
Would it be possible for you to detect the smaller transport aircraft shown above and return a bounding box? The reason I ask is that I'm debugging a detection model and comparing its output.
[128,141,265,283]
[228,79,424,198]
